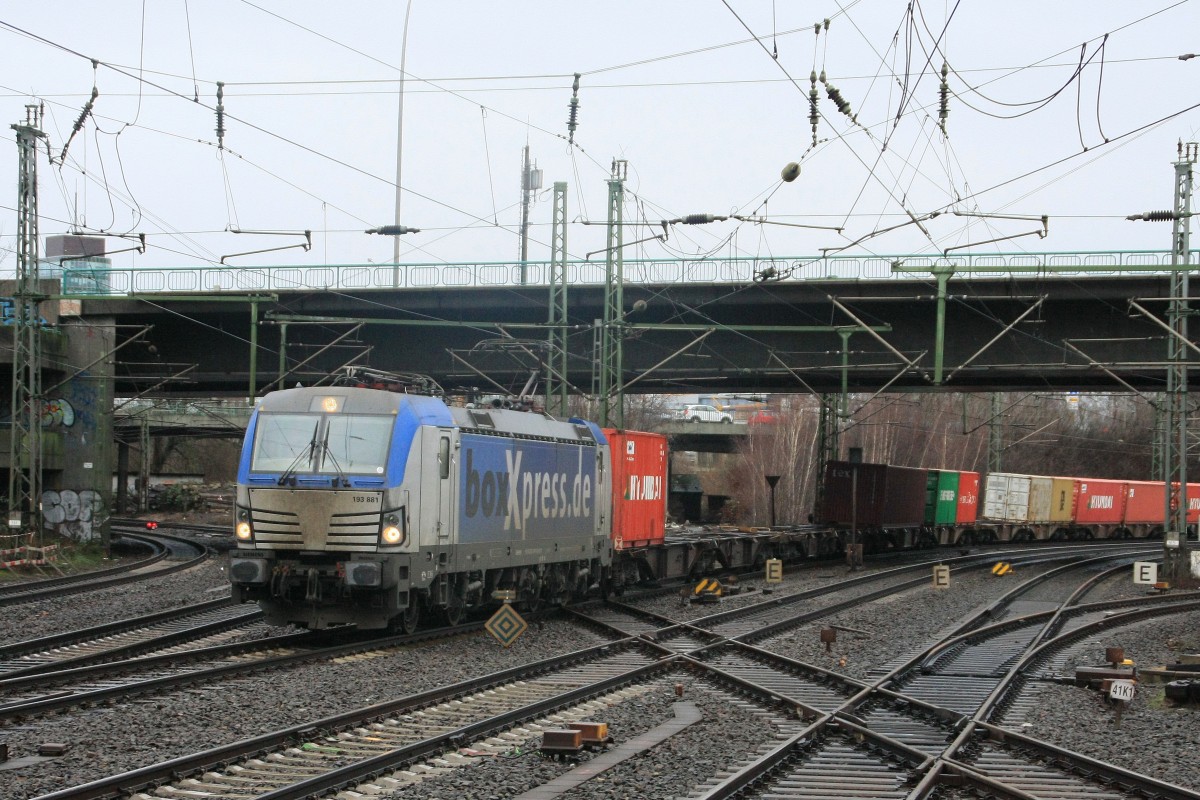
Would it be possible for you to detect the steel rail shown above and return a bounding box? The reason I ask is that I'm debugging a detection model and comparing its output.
[30,637,663,800]
[683,552,1198,799]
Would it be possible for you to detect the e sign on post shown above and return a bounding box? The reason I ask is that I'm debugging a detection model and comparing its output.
[932,564,950,590]
[1132,562,1157,585]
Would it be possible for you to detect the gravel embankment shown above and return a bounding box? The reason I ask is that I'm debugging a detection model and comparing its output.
[376,679,780,800]
[0,612,608,799]
[0,560,234,645]
[1008,607,1200,793]
[4,554,1198,799]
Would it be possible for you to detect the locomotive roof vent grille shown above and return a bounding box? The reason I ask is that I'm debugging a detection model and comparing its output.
[468,410,496,429]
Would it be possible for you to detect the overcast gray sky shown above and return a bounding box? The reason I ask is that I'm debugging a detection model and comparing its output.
[1,1,1198,273]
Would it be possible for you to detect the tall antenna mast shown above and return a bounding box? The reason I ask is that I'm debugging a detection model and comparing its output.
[519,144,541,284]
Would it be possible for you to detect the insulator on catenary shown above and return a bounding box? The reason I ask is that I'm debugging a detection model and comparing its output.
[809,71,819,146]
[1130,210,1176,222]
[72,88,98,134]
[826,84,852,119]
[683,214,716,225]
[59,86,99,163]
[938,62,949,135]
[215,81,226,150]
[566,73,581,144]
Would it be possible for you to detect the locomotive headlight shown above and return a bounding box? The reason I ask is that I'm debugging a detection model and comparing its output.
[380,513,404,545]
[235,508,253,541]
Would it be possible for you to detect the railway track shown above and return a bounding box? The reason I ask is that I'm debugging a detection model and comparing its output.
[0,531,207,608]
[681,562,1200,799]
[23,544,1195,799]
[0,599,258,679]
[0,532,206,606]
[0,617,509,724]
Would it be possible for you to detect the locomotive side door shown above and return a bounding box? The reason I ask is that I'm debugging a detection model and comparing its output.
[418,427,456,586]
[434,428,455,569]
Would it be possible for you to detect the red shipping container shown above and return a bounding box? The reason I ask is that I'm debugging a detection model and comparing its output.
[1124,481,1166,525]
[1073,479,1126,525]
[1162,483,1200,524]
[1188,483,1200,524]
[956,471,980,525]
[602,429,667,549]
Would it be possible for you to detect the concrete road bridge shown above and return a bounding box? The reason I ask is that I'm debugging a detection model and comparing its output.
[60,249,1199,398]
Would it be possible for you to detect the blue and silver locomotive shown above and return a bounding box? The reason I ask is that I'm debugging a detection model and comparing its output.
[228,382,612,631]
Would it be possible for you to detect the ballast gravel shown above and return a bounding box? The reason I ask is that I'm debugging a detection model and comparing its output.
[2,549,1198,799]
[0,559,234,645]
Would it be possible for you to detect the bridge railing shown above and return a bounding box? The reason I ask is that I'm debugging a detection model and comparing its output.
[60,250,1198,296]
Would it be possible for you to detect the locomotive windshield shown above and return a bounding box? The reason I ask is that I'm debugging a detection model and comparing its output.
[250,412,393,475]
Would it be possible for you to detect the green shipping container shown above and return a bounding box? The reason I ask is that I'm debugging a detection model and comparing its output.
[924,470,960,526]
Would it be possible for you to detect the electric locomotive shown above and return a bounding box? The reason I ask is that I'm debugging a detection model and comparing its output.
[228,383,612,631]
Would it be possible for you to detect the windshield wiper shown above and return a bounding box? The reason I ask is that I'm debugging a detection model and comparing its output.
[320,426,351,488]
[277,422,320,486]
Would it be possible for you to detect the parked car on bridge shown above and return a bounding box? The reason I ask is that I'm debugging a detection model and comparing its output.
[675,404,733,423]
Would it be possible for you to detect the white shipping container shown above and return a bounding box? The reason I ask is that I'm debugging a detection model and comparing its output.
[983,472,1032,522]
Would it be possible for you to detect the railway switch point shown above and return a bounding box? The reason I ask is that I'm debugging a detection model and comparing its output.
[1075,660,1138,688]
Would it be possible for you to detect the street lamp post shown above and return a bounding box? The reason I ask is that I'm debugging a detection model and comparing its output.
[369,227,421,287]
[392,0,415,286]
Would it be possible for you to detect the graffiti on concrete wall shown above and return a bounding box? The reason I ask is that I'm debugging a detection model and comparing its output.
[42,489,105,541]
[41,398,76,427]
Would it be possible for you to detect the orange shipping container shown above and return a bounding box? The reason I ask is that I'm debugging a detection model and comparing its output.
[956,471,980,525]
[602,429,668,549]
[1124,481,1165,525]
